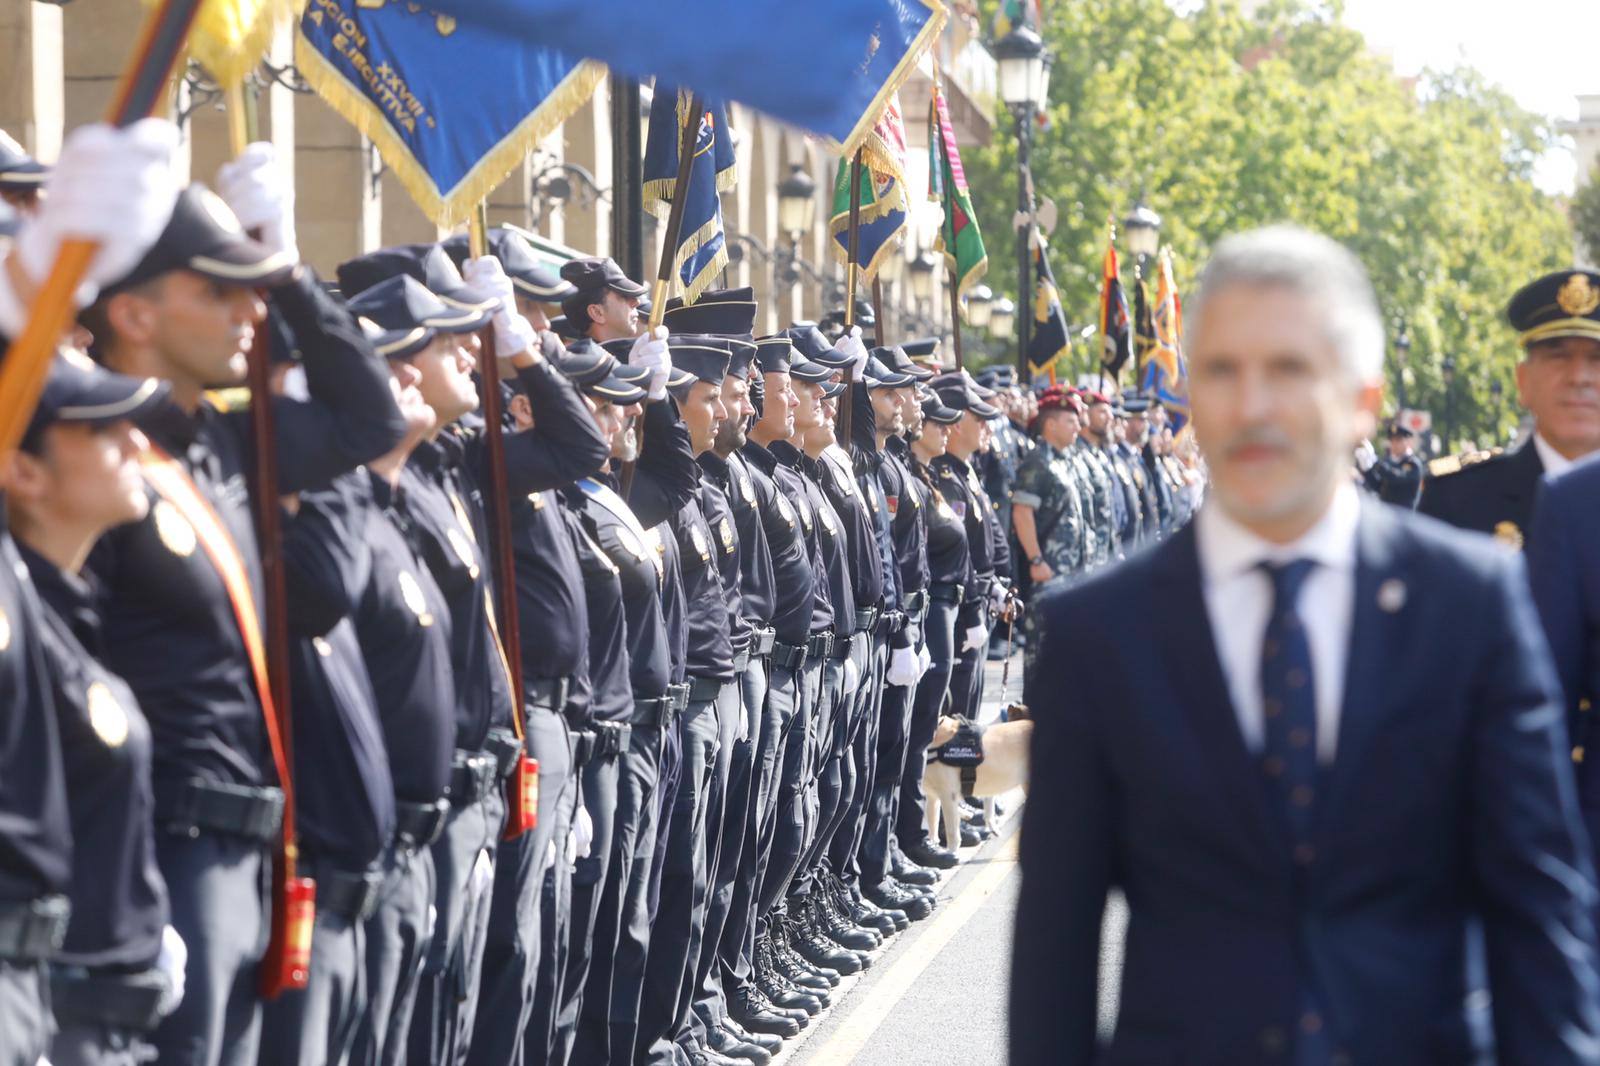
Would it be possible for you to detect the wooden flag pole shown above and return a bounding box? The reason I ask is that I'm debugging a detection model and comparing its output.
[870,277,886,348]
[0,0,205,467]
[839,147,864,447]
[621,90,703,499]
[948,266,964,372]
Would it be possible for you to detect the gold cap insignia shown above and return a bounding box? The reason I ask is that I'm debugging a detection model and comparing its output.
[398,570,434,627]
[87,681,129,747]
[153,499,197,557]
[1493,521,1524,550]
[1558,273,1600,318]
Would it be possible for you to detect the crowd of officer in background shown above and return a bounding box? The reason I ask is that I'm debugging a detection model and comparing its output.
[0,118,1159,1066]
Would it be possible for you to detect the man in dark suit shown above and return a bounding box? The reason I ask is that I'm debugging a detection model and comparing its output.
[1012,225,1600,1066]
[1419,268,1600,548]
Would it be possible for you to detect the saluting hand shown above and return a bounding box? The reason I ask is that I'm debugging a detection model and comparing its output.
[215,141,298,264]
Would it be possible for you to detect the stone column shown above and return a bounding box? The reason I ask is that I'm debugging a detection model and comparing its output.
[0,0,63,160]
[295,91,380,277]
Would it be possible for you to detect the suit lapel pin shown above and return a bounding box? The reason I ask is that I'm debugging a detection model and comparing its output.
[1377,578,1406,613]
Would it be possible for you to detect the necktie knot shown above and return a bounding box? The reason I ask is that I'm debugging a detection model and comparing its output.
[1260,558,1316,615]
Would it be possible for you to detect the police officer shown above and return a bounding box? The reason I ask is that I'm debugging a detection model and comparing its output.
[1011,387,1092,677]
[1075,390,1126,560]
[896,393,969,871]
[1120,393,1167,539]
[84,150,405,1065]
[561,256,648,345]
[1363,423,1425,508]
[0,128,47,214]
[6,356,179,1066]
[1420,269,1600,546]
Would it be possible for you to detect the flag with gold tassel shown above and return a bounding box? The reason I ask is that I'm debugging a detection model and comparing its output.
[1141,248,1189,428]
[642,90,737,305]
[1026,231,1071,379]
[828,96,908,278]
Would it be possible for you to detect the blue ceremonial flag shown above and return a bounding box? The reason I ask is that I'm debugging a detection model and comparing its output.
[644,91,737,305]
[415,0,947,154]
[296,0,603,226]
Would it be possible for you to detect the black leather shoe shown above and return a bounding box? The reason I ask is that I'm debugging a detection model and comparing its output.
[849,893,903,934]
[731,986,800,1038]
[790,916,862,974]
[776,924,841,988]
[903,838,959,870]
[707,1024,772,1065]
[888,875,938,905]
[959,821,983,848]
[868,879,933,921]
[770,934,835,992]
[814,892,880,952]
[722,1011,784,1054]
[684,1045,746,1066]
[759,969,824,1016]
[890,855,938,886]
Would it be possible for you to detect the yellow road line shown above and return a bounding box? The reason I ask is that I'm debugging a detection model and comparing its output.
[801,832,1020,1065]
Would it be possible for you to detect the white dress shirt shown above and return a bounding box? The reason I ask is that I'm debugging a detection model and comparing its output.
[1533,433,1577,477]
[1194,483,1361,764]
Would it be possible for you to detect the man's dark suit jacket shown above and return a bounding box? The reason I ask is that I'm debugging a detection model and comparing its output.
[1012,501,1600,1066]
[1529,456,1600,854]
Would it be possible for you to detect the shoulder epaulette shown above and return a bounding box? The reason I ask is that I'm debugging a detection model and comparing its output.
[204,387,253,413]
[1427,447,1502,478]
[1461,447,1502,468]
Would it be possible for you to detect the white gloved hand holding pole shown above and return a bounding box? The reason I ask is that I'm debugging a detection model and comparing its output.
[12,119,181,314]
[886,645,919,687]
[834,325,869,382]
[462,255,536,355]
[214,141,298,262]
[962,624,988,653]
[1353,439,1377,473]
[630,327,672,400]
[156,923,188,1017]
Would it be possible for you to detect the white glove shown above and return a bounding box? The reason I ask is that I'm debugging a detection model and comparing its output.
[573,801,594,859]
[962,624,988,653]
[1354,439,1377,472]
[833,325,869,382]
[214,141,297,262]
[630,327,672,400]
[156,923,188,1017]
[14,119,181,308]
[988,581,1007,615]
[886,646,919,688]
[916,644,931,680]
[462,255,536,355]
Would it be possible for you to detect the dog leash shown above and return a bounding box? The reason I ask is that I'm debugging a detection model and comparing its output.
[999,593,1016,707]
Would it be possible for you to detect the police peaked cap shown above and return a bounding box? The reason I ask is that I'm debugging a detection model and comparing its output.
[440,227,578,303]
[1508,269,1600,348]
[935,382,1000,420]
[338,244,497,312]
[785,323,854,370]
[864,350,915,389]
[726,337,757,379]
[348,275,492,349]
[887,343,936,381]
[662,286,758,339]
[788,353,838,384]
[0,129,48,191]
[560,256,648,298]
[597,336,695,389]
[667,335,732,385]
[23,349,169,451]
[753,335,795,375]
[102,184,296,297]
[920,393,962,425]
[553,344,648,404]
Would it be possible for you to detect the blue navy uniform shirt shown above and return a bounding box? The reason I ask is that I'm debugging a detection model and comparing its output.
[19,541,165,969]
[572,476,672,701]
[510,488,588,687]
[569,503,632,724]
[672,488,734,682]
[776,443,856,639]
[701,449,775,629]
[741,441,815,646]
[352,472,455,804]
[625,396,703,686]
[932,453,1000,589]
[770,441,839,637]
[88,268,406,792]
[818,447,884,615]
[282,477,397,869]
[698,473,750,653]
[851,439,902,616]
[885,438,930,597]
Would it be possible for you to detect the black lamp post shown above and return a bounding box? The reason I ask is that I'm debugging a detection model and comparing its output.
[1441,356,1458,453]
[1392,323,1412,412]
[1122,201,1162,276]
[1489,377,1504,443]
[994,23,1050,384]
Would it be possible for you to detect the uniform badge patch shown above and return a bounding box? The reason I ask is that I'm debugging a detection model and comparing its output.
[616,524,649,563]
[398,570,434,627]
[1559,273,1600,317]
[447,528,481,578]
[950,499,967,520]
[1493,521,1524,551]
[691,524,711,560]
[153,499,197,557]
[740,474,755,501]
[819,507,836,536]
[719,517,736,554]
[776,495,796,528]
[87,682,128,747]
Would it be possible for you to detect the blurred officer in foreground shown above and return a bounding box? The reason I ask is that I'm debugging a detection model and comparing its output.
[1421,269,1600,546]
[1014,225,1600,1065]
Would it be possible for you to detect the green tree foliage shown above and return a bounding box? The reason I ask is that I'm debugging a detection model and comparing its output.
[966,0,1571,447]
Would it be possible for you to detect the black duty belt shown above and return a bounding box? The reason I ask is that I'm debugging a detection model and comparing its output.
[526,675,571,713]
[394,798,450,850]
[484,728,524,781]
[0,896,68,962]
[687,675,726,704]
[50,967,166,1032]
[632,692,676,729]
[670,682,691,713]
[929,582,965,606]
[592,720,632,758]
[571,729,596,769]
[771,640,807,672]
[902,589,929,616]
[974,574,996,600]
[873,610,905,638]
[155,779,284,845]
[447,749,497,808]
[302,857,383,921]
[856,606,881,633]
[829,631,855,660]
[806,632,834,662]
[749,626,776,657]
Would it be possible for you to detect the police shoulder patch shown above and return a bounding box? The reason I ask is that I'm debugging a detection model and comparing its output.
[87,681,129,748]
[719,516,736,554]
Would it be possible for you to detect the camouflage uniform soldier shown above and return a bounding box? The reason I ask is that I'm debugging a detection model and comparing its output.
[1012,388,1092,676]
[1068,391,1119,567]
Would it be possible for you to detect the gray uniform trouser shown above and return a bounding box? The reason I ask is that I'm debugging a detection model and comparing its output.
[552,740,623,1064]
[151,831,267,1066]
[476,705,572,1066]
[573,718,665,1066]
[899,599,959,848]
[407,787,502,1066]
[636,684,730,1066]
[0,962,50,1066]
[259,884,364,1066]
[758,657,819,921]
[791,638,859,899]
[351,841,435,1066]
[861,633,917,888]
[834,631,891,885]
[725,657,794,997]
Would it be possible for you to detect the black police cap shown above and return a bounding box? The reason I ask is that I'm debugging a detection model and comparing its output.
[727,337,757,380]
[753,335,794,375]
[0,129,48,192]
[553,344,648,404]
[440,227,578,303]
[786,323,853,370]
[864,350,915,389]
[23,349,169,451]
[1507,269,1600,348]
[788,353,837,384]
[935,383,1000,420]
[662,286,758,339]
[820,379,848,399]
[920,394,962,425]
[347,274,492,347]
[338,244,496,311]
[667,334,732,386]
[596,336,696,389]
[103,184,296,298]
[561,256,647,298]
[886,343,935,381]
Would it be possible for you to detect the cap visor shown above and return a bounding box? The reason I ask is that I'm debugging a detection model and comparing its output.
[422,305,493,334]
[514,276,578,302]
[971,399,1001,419]
[789,363,836,383]
[821,381,848,398]
[809,349,855,371]
[57,374,170,427]
[374,326,434,359]
[610,279,649,298]
[666,367,696,389]
[187,235,298,288]
[588,374,648,404]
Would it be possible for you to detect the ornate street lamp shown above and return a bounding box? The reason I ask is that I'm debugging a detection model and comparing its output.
[777,163,816,243]
[993,23,1051,384]
[909,251,938,303]
[966,283,994,330]
[989,296,1016,339]
[1122,201,1162,267]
